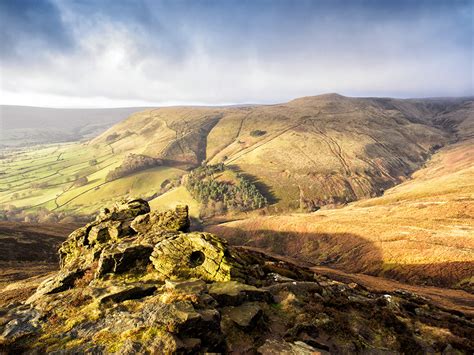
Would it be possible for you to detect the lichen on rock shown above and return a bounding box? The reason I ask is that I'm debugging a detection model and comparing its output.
[30,198,258,303]
[150,232,248,282]
[2,198,473,354]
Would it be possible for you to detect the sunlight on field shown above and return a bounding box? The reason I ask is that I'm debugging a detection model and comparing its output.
[0,142,187,216]
[149,186,200,218]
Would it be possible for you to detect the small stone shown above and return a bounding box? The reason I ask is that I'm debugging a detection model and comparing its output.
[257,339,326,355]
[268,273,295,283]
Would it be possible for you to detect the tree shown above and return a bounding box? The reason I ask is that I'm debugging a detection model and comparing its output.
[74,176,89,187]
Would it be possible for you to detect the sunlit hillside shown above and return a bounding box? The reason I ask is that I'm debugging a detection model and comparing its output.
[208,140,474,291]
[1,95,472,221]
[0,142,191,218]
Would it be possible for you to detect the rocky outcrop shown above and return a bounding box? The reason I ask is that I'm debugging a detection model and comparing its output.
[1,199,473,353]
[150,232,249,282]
[131,205,189,234]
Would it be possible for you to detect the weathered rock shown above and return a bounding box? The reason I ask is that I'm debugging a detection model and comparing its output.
[223,302,263,329]
[1,308,41,342]
[150,232,247,282]
[26,268,84,304]
[131,205,189,234]
[6,199,473,354]
[91,284,157,304]
[88,220,130,245]
[96,242,154,277]
[267,273,295,283]
[141,301,224,349]
[164,279,207,295]
[257,339,328,355]
[264,281,322,297]
[208,281,273,306]
[106,198,151,221]
[58,198,150,270]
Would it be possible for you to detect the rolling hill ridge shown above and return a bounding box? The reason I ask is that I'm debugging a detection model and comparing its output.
[92,94,473,210]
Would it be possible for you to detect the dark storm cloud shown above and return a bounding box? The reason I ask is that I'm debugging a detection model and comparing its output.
[0,0,74,62]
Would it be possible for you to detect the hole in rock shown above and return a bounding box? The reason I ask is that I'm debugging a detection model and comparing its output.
[189,250,205,267]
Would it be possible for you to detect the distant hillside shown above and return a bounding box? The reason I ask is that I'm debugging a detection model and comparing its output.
[1,94,472,217]
[91,94,473,210]
[0,106,146,146]
[1,94,472,292]
[208,139,474,291]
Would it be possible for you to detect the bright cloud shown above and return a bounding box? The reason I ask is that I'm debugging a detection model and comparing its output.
[0,0,472,107]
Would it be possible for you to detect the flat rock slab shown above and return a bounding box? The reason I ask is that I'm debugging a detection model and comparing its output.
[223,302,263,329]
[208,281,273,306]
[92,284,157,304]
[257,339,329,355]
[165,279,207,294]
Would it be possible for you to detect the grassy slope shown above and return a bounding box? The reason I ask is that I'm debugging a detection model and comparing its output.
[207,141,474,290]
[149,186,200,218]
[91,95,472,211]
[2,95,471,215]
[0,221,80,306]
[0,138,187,215]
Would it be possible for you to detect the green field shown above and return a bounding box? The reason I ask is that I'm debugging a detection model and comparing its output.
[0,142,187,217]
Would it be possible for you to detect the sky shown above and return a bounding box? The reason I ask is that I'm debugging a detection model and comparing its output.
[0,0,472,108]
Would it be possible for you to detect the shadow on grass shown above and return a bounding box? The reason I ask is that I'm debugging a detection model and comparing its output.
[227,165,280,205]
[206,224,474,291]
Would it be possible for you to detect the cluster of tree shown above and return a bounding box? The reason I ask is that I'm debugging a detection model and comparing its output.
[0,205,90,224]
[105,130,134,144]
[185,163,267,216]
[105,133,120,143]
[30,182,49,189]
[106,154,162,182]
[73,176,89,187]
[250,129,267,137]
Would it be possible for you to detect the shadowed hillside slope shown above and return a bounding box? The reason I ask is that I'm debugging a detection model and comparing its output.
[207,140,474,291]
[92,94,473,210]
